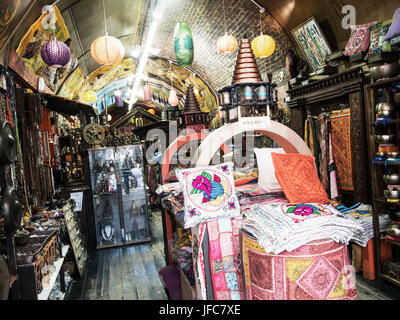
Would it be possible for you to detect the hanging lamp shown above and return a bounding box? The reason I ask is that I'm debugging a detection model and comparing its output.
[216,0,238,54]
[114,88,123,107]
[143,83,152,101]
[90,0,125,65]
[173,22,194,67]
[82,90,97,103]
[251,10,276,58]
[41,34,71,68]
[167,61,179,107]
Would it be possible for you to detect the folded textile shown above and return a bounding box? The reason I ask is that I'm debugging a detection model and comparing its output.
[241,203,363,254]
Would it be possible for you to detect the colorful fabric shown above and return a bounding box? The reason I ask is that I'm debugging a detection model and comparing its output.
[344,22,377,56]
[304,117,315,157]
[241,232,358,300]
[241,202,362,254]
[206,218,244,300]
[366,23,382,57]
[271,153,329,204]
[380,20,393,52]
[176,162,241,228]
[254,148,285,191]
[331,113,354,191]
[384,8,400,41]
[317,114,329,192]
[329,131,339,200]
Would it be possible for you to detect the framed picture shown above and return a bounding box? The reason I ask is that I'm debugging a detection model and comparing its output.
[291,17,332,71]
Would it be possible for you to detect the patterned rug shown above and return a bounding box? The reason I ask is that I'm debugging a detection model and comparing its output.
[206,218,244,300]
[240,231,357,300]
[331,114,354,191]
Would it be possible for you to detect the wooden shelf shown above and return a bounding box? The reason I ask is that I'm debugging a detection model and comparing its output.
[372,161,400,166]
[367,74,400,89]
[37,245,69,300]
[375,198,400,205]
[371,119,400,126]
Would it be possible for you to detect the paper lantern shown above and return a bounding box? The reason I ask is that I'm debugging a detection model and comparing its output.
[168,89,179,107]
[90,35,125,65]
[82,90,97,103]
[107,114,112,122]
[173,22,194,67]
[40,40,71,68]
[143,84,152,101]
[148,108,155,115]
[114,89,123,107]
[216,34,238,53]
[251,34,276,58]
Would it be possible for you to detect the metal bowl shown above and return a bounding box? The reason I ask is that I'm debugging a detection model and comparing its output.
[390,211,400,222]
[387,152,400,159]
[385,188,400,199]
[376,151,386,158]
[383,174,400,185]
[375,135,396,144]
[387,223,400,237]
[376,102,396,118]
[370,60,400,81]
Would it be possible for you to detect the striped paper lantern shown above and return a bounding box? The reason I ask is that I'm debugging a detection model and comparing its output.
[91,35,125,65]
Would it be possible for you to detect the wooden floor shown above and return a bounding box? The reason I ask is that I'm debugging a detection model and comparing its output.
[65,210,400,300]
[65,209,168,300]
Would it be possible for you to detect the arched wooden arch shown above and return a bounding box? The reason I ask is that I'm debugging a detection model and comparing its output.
[193,119,312,167]
[160,132,231,265]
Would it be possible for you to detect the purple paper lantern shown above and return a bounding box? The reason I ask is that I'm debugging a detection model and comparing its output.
[41,40,71,68]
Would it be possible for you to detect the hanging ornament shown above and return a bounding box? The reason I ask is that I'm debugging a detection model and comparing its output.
[90,0,125,65]
[251,10,275,59]
[216,34,238,54]
[107,114,112,122]
[114,89,123,107]
[143,83,152,101]
[173,22,194,67]
[82,90,97,103]
[168,89,179,106]
[41,39,71,68]
[91,35,125,65]
[251,34,276,58]
[147,109,155,115]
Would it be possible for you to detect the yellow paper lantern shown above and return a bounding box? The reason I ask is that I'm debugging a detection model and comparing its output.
[90,35,125,65]
[148,108,155,115]
[82,90,97,103]
[216,34,238,53]
[251,34,276,58]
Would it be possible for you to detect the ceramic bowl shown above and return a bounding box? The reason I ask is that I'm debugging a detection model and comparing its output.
[387,223,400,238]
[385,188,400,199]
[376,151,386,158]
[383,174,400,185]
[375,135,396,144]
[376,102,395,118]
[370,60,400,81]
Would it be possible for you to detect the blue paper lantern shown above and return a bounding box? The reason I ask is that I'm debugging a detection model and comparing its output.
[173,22,194,67]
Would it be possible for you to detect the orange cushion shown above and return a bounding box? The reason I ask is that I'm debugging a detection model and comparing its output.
[271,153,329,204]
[234,177,258,186]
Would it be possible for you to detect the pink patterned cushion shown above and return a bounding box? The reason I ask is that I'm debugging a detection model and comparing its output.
[344,22,377,56]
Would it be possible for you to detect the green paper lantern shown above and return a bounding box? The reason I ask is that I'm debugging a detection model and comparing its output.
[174,22,194,67]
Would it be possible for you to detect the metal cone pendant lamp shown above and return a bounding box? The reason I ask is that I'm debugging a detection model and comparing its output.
[232,35,262,84]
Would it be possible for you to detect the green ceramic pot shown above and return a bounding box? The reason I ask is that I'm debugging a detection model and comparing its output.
[174,21,194,67]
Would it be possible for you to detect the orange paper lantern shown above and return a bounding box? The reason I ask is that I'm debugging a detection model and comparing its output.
[148,108,155,115]
[216,34,238,54]
[91,35,125,65]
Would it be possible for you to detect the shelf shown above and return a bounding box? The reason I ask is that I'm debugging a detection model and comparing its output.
[372,161,400,166]
[375,198,400,205]
[371,119,400,126]
[37,245,69,301]
[367,74,400,89]
[379,273,400,287]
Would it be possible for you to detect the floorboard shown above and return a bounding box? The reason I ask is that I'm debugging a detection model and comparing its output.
[128,245,153,300]
[108,247,124,300]
[121,246,138,300]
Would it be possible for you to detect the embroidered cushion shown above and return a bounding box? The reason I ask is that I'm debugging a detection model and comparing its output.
[380,20,394,52]
[385,8,400,41]
[176,162,241,228]
[271,153,329,204]
[344,22,377,56]
[366,23,382,57]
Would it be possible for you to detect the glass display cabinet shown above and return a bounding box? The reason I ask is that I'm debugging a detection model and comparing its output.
[88,145,150,248]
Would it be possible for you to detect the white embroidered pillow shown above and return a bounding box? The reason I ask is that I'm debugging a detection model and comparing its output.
[176,162,241,228]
